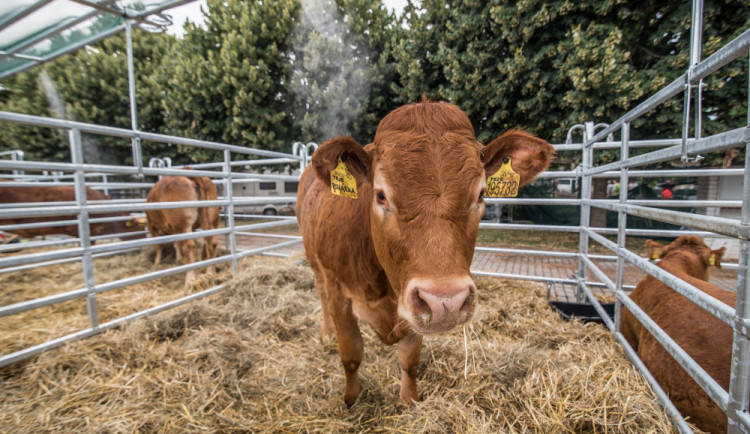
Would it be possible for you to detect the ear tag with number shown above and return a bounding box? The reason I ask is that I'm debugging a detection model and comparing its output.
[330,156,357,199]
[651,250,661,260]
[486,157,520,198]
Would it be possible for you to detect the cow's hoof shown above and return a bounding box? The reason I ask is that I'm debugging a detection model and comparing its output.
[320,332,334,347]
[343,381,361,407]
[400,390,420,406]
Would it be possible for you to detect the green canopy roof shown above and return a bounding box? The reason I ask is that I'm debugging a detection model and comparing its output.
[0,0,194,80]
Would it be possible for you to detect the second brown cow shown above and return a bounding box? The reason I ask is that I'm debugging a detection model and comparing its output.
[297,101,553,405]
[145,173,220,287]
[622,235,732,432]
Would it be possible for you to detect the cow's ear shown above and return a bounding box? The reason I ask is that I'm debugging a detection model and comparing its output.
[645,239,664,261]
[312,136,371,187]
[481,129,554,187]
[709,246,726,269]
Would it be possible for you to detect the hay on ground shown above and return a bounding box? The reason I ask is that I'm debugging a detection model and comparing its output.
[1,255,692,432]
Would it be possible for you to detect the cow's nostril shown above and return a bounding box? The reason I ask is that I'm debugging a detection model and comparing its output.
[461,291,475,312]
[412,288,431,316]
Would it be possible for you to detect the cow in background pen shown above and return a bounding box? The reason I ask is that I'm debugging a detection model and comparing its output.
[622,235,732,433]
[145,170,220,287]
[0,179,146,241]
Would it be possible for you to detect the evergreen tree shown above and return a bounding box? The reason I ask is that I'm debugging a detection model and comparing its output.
[46,29,179,165]
[390,0,748,154]
[0,71,68,162]
[289,0,397,145]
[158,0,299,162]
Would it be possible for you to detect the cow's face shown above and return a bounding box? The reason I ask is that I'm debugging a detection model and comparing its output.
[313,102,553,334]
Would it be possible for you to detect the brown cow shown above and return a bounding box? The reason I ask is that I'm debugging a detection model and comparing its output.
[297,101,554,406]
[145,173,220,286]
[622,235,731,433]
[0,180,145,240]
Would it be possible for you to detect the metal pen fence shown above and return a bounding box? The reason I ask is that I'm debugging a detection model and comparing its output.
[0,111,312,367]
[0,0,747,431]
[470,0,748,430]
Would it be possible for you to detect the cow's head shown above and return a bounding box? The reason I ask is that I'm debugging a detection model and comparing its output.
[646,235,725,280]
[119,216,148,239]
[312,102,553,334]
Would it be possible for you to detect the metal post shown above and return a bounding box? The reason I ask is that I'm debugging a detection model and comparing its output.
[224,149,238,276]
[70,128,99,329]
[577,121,595,301]
[614,122,630,333]
[125,19,143,177]
[682,0,704,163]
[727,136,750,432]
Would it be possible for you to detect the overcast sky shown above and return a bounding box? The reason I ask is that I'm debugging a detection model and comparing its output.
[164,0,411,36]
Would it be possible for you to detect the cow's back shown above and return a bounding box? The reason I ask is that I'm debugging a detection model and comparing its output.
[0,182,130,238]
[623,272,734,432]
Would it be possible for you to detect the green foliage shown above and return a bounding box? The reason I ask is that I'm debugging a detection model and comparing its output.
[0,71,68,162]
[158,0,299,162]
[46,30,180,165]
[390,0,748,168]
[289,0,397,145]
[0,0,746,170]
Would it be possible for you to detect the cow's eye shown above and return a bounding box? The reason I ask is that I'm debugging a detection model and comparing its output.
[478,189,486,203]
[376,191,389,207]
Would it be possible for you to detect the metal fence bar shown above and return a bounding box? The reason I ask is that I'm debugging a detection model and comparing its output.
[0,247,142,275]
[224,149,238,276]
[728,138,750,432]
[588,200,747,240]
[0,111,300,160]
[618,285,730,415]
[70,129,99,330]
[614,331,695,433]
[615,123,630,335]
[585,127,749,177]
[0,283,228,369]
[1,214,144,231]
[577,122,595,301]
[586,228,736,327]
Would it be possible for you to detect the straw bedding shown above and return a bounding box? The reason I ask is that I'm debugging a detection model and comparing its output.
[0,251,691,432]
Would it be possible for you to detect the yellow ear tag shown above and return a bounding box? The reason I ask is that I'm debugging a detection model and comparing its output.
[486,157,520,198]
[651,250,661,260]
[330,156,357,199]
[709,253,721,269]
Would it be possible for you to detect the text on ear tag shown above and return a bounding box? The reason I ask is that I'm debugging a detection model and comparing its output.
[330,156,357,199]
[709,253,718,267]
[486,157,520,198]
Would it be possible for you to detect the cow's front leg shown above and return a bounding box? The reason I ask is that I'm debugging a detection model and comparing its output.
[176,238,196,286]
[313,272,335,346]
[397,332,422,404]
[153,243,163,266]
[327,278,363,406]
[202,235,218,274]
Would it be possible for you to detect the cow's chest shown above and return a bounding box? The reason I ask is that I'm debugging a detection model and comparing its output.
[351,295,406,344]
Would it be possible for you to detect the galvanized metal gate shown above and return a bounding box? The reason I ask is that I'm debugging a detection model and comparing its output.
[0,0,748,431]
[476,1,750,431]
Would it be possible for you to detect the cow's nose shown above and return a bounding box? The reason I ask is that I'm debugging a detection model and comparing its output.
[406,276,476,332]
